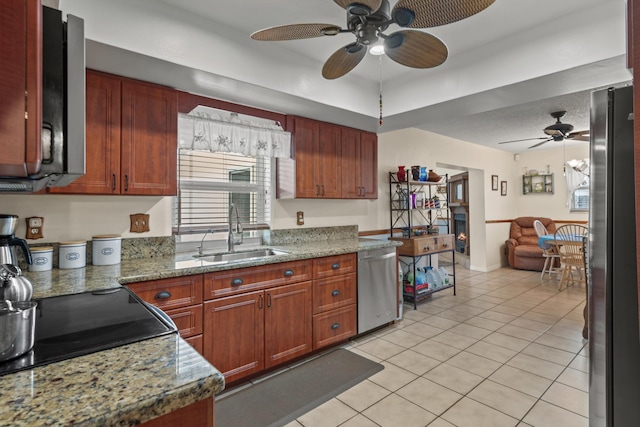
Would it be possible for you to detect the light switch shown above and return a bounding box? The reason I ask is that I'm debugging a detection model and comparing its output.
[130,213,150,233]
[296,211,304,226]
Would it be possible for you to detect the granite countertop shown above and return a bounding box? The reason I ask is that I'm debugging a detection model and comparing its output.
[0,237,399,426]
[26,237,401,299]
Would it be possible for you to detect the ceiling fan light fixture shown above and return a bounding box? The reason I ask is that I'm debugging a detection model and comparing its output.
[321,26,342,36]
[392,8,415,27]
[347,3,373,16]
[369,43,385,55]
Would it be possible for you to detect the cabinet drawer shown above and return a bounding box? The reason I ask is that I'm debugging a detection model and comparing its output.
[313,273,356,314]
[183,334,203,354]
[313,305,357,350]
[204,260,312,299]
[391,234,454,256]
[128,275,203,310]
[436,235,454,251]
[166,304,203,338]
[313,253,357,279]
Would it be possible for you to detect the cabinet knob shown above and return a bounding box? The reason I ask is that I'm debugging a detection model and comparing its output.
[231,278,244,286]
[332,263,340,270]
[154,291,171,300]
[331,323,341,330]
[442,243,448,248]
[331,290,340,297]
[283,269,294,277]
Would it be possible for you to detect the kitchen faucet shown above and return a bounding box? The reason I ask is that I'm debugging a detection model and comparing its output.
[198,229,213,256]
[227,203,244,252]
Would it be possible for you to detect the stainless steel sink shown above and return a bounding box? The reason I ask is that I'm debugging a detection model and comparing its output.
[194,248,289,264]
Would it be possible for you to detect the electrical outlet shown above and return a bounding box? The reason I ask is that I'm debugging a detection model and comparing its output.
[25,217,44,239]
[130,213,150,233]
[296,211,304,226]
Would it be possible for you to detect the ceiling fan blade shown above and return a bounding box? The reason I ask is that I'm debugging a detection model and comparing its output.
[567,130,590,141]
[528,139,552,149]
[322,43,366,79]
[334,0,382,13]
[392,0,495,28]
[498,137,549,145]
[251,23,343,41]
[384,31,448,68]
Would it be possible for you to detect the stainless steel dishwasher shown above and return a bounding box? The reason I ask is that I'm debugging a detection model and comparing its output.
[357,246,398,334]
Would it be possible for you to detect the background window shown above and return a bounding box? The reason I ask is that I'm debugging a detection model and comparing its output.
[571,178,589,212]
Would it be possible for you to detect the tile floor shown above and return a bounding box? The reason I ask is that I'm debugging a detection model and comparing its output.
[287,265,589,427]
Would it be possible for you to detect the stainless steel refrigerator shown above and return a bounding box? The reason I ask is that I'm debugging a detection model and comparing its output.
[589,85,640,426]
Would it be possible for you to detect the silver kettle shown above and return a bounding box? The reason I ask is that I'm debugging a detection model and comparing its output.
[0,264,33,302]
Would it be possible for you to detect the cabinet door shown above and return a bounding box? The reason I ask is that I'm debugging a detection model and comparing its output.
[359,131,378,199]
[0,0,41,177]
[121,79,177,195]
[340,128,360,198]
[293,118,320,198]
[264,282,312,368]
[317,123,342,198]
[50,70,121,194]
[203,291,264,384]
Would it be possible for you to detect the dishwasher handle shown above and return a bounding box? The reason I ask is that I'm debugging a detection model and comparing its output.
[358,252,396,262]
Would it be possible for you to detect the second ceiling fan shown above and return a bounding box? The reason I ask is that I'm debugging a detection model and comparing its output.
[250,0,495,79]
[498,111,590,149]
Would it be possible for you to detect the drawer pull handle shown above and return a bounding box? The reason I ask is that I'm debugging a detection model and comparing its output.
[442,243,448,247]
[283,269,294,277]
[332,263,340,270]
[331,290,340,297]
[155,291,171,300]
[259,294,264,309]
[331,323,340,330]
[231,278,244,286]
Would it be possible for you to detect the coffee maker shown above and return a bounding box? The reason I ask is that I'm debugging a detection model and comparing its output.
[0,215,32,266]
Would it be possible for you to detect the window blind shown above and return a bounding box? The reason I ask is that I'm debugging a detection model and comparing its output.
[173,149,271,234]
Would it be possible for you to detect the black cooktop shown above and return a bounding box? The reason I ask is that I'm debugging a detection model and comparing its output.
[0,287,177,376]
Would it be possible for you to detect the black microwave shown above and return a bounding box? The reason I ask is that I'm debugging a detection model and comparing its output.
[0,6,85,192]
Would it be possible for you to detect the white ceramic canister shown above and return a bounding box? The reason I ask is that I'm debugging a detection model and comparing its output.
[29,246,53,272]
[59,241,87,269]
[92,235,121,266]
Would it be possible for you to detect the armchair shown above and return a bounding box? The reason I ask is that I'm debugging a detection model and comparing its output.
[506,217,557,271]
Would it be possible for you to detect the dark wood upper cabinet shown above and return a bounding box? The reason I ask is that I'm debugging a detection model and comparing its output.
[0,0,42,177]
[341,128,377,199]
[51,70,177,195]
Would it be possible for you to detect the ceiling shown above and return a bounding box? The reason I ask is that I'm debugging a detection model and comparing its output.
[61,0,631,152]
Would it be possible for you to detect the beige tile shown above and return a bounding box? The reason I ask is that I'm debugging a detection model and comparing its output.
[491,305,527,317]
[296,398,358,427]
[347,347,383,363]
[506,353,565,380]
[441,397,518,427]
[489,365,553,398]
[396,377,463,415]
[339,414,379,427]
[557,367,589,392]
[387,349,441,375]
[523,400,588,427]
[464,316,506,331]
[497,324,543,341]
[361,394,436,427]
[541,382,589,417]
[412,339,462,362]
[447,351,502,378]
[450,304,487,316]
[283,420,303,427]
[400,322,446,339]
[467,379,537,419]
[423,363,484,394]
[422,315,461,330]
[478,310,518,323]
[427,418,456,427]
[483,332,530,352]
[569,354,589,373]
[414,304,447,315]
[535,333,586,353]
[368,361,418,392]
[449,323,492,339]
[438,309,477,322]
[357,338,406,360]
[546,324,587,342]
[509,317,552,333]
[521,342,575,366]
[430,330,478,350]
[381,330,428,348]
[477,295,509,305]
[466,340,518,363]
[403,309,432,322]
[520,311,561,325]
[461,299,497,310]
[337,379,391,412]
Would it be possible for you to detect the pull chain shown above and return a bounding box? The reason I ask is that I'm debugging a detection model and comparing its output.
[378,55,383,126]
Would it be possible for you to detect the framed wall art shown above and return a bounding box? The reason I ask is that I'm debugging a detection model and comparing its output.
[501,181,507,196]
[491,175,499,191]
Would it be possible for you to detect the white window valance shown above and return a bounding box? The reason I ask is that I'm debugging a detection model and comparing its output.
[178,107,292,159]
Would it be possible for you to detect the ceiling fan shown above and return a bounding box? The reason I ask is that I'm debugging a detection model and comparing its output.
[498,111,590,149]
[250,0,495,79]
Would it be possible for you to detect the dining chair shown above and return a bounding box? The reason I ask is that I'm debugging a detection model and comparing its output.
[533,219,561,280]
[554,224,588,290]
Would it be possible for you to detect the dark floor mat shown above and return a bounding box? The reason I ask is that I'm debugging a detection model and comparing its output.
[215,348,384,427]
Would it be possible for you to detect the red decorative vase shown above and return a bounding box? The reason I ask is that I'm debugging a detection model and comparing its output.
[397,166,406,182]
